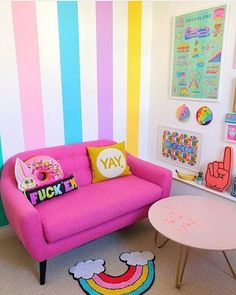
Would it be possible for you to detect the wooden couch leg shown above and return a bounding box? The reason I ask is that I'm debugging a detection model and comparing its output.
[39,260,47,285]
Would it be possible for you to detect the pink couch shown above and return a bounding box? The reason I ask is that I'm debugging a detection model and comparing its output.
[0,140,172,284]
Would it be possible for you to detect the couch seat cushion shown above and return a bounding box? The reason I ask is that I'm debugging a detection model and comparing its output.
[36,175,163,243]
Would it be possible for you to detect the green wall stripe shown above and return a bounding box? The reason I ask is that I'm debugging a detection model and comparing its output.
[0,137,8,227]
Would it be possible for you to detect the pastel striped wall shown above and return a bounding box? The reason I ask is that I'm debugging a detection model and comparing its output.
[0,1,153,226]
[96,1,113,139]
[126,1,142,155]
[58,1,83,144]
[0,137,8,226]
[12,2,46,150]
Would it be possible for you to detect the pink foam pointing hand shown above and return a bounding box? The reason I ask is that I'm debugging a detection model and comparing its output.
[205,146,232,192]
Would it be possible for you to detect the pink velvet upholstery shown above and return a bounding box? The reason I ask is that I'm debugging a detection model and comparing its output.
[0,140,172,263]
[37,175,163,243]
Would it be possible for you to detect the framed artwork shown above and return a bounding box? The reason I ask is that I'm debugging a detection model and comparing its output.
[225,113,236,143]
[170,5,227,101]
[233,41,236,69]
[158,126,203,171]
[226,124,236,142]
[233,79,236,112]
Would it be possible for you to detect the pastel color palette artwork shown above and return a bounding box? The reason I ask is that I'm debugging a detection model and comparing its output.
[69,251,155,295]
[176,104,190,122]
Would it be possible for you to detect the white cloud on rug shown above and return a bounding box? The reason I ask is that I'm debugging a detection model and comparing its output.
[120,251,154,266]
[69,259,105,279]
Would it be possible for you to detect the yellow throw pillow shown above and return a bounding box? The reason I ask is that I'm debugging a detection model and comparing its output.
[87,142,131,183]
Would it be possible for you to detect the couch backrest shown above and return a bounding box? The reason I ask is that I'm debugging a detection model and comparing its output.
[2,139,115,188]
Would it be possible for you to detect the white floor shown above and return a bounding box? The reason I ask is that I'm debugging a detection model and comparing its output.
[0,219,236,295]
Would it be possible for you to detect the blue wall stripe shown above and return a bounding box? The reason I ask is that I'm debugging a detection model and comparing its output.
[0,137,8,226]
[57,1,82,144]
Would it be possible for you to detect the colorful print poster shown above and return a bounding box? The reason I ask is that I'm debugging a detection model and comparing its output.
[171,6,226,101]
[159,126,202,171]
[234,43,236,69]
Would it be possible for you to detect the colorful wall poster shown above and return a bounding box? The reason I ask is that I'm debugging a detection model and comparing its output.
[233,79,236,112]
[233,41,236,69]
[225,113,236,143]
[226,124,236,142]
[170,6,226,101]
[158,126,202,171]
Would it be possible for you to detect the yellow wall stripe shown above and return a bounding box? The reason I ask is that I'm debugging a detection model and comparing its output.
[126,1,142,156]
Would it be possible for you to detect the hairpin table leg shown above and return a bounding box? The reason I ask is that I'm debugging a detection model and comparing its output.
[222,251,236,280]
[175,245,190,289]
[154,231,169,248]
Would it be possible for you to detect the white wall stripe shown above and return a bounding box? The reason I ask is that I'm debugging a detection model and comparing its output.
[139,1,153,159]
[113,1,128,143]
[36,1,65,147]
[0,2,24,161]
[78,1,98,141]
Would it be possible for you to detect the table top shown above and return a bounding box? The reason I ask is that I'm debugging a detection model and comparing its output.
[148,195,236,250]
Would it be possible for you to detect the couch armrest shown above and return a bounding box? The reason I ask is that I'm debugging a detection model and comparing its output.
[0,165,46,261]
[127,153,172,198]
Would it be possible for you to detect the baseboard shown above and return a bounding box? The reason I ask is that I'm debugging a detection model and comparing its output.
[0,224,14,240]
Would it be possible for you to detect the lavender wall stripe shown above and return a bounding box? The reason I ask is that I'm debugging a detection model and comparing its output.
[96,1,113,139]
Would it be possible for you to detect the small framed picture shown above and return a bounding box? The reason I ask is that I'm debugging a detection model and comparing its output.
[233,79,236,112]
[158,125,203,171]
[226,124,236,142]
[233,41,236,69]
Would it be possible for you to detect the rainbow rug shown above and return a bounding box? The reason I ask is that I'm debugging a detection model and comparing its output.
[69,251,155,295]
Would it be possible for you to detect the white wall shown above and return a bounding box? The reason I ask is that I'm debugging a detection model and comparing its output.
[148,1,236,196]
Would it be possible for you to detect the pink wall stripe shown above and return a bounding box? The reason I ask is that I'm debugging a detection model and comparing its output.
[12,2,45,149]
[96,1,113,139]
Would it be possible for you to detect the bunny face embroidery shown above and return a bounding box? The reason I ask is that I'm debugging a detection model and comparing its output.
[15,158,38,192]
[20,177,37,191]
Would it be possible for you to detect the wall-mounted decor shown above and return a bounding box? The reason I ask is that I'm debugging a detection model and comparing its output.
[232,79,236,112]
[205,146,232,192]
[225,113,236,143]
[226,124,236,142]
[231,177,236,197]
[176,104,190,122]
[196,106,213,125]
[233,41,236,69]
[158,126,202,171]
[170,5,227,101]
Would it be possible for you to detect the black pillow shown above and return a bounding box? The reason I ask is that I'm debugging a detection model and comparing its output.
[25,175,78,206]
